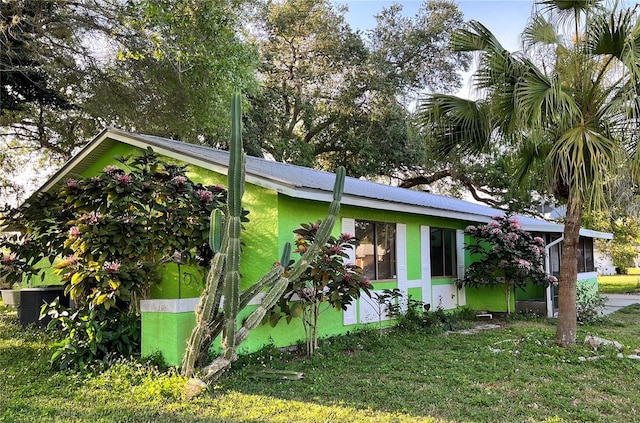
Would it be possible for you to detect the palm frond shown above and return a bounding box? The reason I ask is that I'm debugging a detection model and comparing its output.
[547,125,621,210]
[417,94,492,156]
[513,129,553,184]
[587,5,634,58]
[452,20,507,54]
[522,13,560,49]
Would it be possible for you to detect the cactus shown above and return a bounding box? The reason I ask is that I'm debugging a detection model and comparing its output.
[181,93,346,384]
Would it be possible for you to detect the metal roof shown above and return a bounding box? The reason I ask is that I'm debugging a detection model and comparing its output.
[39,127,612,239]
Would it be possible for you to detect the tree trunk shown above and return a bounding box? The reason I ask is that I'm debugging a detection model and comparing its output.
[555,195,582,347]
[505,279,511,314]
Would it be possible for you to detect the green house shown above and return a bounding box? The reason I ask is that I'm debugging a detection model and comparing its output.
[38,128,612,365]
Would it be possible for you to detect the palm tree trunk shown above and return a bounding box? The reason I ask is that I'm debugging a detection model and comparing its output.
[555,195,582,347]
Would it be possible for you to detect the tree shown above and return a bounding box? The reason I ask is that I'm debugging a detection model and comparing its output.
[399,149,551,215]
[244,0,468,178]
[460,215,557,313]
[0,149,225,368]
[268,222,371,356]
[585,210,640,271]
[418,0,640,346]
[0,0,257,205]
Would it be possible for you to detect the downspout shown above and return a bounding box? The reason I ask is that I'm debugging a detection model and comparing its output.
[545,236,564,318]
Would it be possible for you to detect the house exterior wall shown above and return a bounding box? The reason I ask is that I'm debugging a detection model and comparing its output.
[72,140,605,363]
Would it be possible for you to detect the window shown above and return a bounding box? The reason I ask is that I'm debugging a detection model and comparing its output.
[430,227,457,277]
[578,237,595,273]
[355,220,396,281]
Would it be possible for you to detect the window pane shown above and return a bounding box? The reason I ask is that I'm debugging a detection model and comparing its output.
[577,237,585,273]
[430,228,444,277]
[355,221,376,280]
[443,229,456,277]
[584,237,594,272]
[376,223,396,279]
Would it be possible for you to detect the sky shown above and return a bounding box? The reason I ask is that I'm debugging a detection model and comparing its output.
[340,0,534,50]
[339,0,537,97]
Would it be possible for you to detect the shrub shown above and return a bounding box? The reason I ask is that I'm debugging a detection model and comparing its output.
[576,283,605,323]
[268,221,371,356]
[1,149,226,368]
[459,214,557,313]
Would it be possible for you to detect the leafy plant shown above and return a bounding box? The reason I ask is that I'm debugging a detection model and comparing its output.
[0,149,224,368]
[576,283,605,324]
[268,222,371,356]
[458,214,557,313]
[45,298,141,370]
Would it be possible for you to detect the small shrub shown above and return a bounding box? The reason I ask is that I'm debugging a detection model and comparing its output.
[45,298,141,370]
[576,283,606,323]
[377,289,473,333]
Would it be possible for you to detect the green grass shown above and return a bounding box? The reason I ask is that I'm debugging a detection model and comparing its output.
[2,303,640,422]
[598,274,640,294]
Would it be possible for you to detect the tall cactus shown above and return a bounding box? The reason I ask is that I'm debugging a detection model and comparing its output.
[181,93,346,384]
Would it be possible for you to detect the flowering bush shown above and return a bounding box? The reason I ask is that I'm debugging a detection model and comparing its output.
[0,149,226,368]
[268,221,371,356]
[459,214,557,313]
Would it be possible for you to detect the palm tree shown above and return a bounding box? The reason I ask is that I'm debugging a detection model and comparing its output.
[418,0,640,346]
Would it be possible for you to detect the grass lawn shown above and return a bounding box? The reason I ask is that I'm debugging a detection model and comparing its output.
[598,274,640,294]
[1,304,640,423]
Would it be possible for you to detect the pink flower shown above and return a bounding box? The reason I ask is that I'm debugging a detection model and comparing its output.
[491,228,502,236]
[466,225,476,232]
[69,226,80,238]
[547,275,558,284]
[516,258,531,269]
[1,254,16,265]
[83,211,102,225]
[196,189,214,203]
[340,233,353,241]
[66,255,77,265]
[104,165,121,175]
[103,260,120,273]
[359,277,373,289]
[329,246,341,255]
[213,184,225,191]
[66,179,78,188]
[488,220,500,228]
[172,176,187,185]
[534,237,545,245]
[117,174,132,186]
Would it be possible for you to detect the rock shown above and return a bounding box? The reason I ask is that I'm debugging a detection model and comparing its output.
[627,354,640,360]
[488,347,502,354]
[584,335,623,350]
[579,355,604,362]
[184,377,208,400]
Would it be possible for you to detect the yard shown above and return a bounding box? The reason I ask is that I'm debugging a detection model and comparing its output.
[1,303,640,423]
[598,274,640,294]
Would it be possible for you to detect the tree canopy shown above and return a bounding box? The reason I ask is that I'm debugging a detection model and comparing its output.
[243,0,468,178]
[0,0,256,204]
